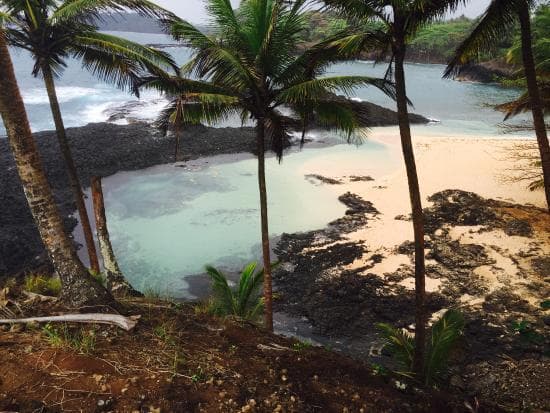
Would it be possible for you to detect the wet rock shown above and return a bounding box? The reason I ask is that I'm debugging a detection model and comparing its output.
[455,64,508,83]
[338,192,379,215]
[532,256,550,278]
[328,193,379,233]
[304,174,342,185]
[424,190,499,234]
[483,287,534,314]
[348,175,374,182]
[504,219,533,237]
[428,241,494,268]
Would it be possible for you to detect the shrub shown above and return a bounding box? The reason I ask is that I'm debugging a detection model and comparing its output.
[88,270,106,287]
[42,323,96,354]
[378,309,465,385]
[24,274,62,296]
[205,262,267,321]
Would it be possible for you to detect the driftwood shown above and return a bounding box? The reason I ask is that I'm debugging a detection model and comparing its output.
[257,343,291,351]
[0,313,140,331]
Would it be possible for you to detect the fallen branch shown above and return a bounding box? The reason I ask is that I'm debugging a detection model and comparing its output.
[0,313,141,331]
[257,343,291,351]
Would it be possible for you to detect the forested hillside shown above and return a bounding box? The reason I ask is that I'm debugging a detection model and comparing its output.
[301,12,515,64]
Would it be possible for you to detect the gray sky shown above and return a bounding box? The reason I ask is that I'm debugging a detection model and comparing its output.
[155,0,491,23]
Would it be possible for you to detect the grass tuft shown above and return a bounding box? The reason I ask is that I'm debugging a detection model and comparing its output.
[24,274,62,296]
[42,323,96,354]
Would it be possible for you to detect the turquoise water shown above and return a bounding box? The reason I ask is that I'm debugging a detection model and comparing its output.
[5,31,533,296]
[79,140,398,296]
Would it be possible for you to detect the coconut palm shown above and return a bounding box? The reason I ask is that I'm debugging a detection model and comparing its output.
[0,27,114,307]
[143,0,397,331]
[321,0,466,379]
[445,0,550,211]
[496,4,550,121]
[2,0,179,273]
[205,262,266,321]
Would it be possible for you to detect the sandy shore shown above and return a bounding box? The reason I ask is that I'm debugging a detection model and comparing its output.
[357,135,543,242]
[298,131,548,295]
[273,131,549,410]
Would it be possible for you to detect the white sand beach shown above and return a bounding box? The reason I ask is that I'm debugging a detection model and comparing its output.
[298,132,549,312]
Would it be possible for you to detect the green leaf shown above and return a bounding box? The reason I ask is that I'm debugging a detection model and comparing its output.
[424,310,464,384]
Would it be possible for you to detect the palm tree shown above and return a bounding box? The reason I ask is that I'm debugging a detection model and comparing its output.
[143,0,397,331]
[0,28,114,308]
[321,0,465,379]
[445,0,550,211]
[2,0,179,273]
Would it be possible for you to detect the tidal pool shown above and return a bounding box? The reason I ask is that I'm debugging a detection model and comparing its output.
[77,138,399,298]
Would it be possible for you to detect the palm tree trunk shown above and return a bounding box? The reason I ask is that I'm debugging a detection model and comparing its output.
[0,34,113,308]
[394,46,426,379]
[518,1,550,211]
[174,127,181,162]
[91,177,140,297]
[40,63,101,273]
[257,119,273,331]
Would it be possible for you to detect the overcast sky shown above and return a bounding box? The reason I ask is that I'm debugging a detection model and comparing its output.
[154,0,491,23]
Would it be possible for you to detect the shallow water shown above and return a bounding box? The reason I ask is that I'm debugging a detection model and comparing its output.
[76,139,399,297]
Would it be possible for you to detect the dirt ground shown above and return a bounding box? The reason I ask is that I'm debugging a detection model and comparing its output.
[0,297,501,413]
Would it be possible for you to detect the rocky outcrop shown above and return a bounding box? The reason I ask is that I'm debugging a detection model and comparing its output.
[454,60,517,84]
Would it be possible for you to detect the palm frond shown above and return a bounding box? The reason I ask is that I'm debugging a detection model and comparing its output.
[528,178,544,191]
[52,0,179,25]
[155,93,240,133]
[302,96,370,143]
[172,20,258,92]
[205,265,236,315]
[377,323,415,376]
[496,80,550,120]
[445,0,522,78]
[276,28,390,87]
[321,0,383,22]
[139,73,233,96]
[405,0,469,36]
[205,262,267,320]
[278,76,396,104]
[0,11,14,29]
[236,262,263,316]
[424,310,465,384]
[72,32,178,95]
[265,111,292,161]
